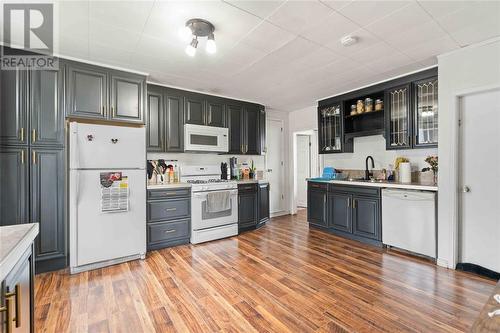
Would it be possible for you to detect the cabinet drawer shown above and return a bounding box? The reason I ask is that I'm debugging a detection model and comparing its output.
[147,188,190,200]
[308,182,328,191]
[238,183,257,193]
[328,184,380,197]
[148,219,190,244]
[147,198,190,222]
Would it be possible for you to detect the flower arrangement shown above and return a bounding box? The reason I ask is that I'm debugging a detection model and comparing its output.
[421,156,438,184]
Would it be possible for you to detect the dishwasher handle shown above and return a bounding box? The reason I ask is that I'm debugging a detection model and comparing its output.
[382,189,435,201]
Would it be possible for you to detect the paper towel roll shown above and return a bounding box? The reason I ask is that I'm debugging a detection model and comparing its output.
[399,162,412,183]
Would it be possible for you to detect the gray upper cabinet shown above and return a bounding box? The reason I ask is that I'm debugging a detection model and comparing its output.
[146,86,164,152]
[227,103,244,154]
[165,90,184,152]
[66,62,108,120]
[110,72,145,123]
[413,76,438,148]
[206,98,226,127]
[244,104,260,155]
[352,197,380,240]
[65,61,146,124]
[30,148,66,265]
[0,147,29,226]
[30,69,64,147]
[328,192,352,233]
[385,84,412,150]
[0,69,28,146]
[185,94,205,125]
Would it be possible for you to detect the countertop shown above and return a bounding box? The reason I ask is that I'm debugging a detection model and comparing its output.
[471,279,500,332]
[0,223,39,281]
[235,179,269,184]
[308,178,438,191]
[147,183,192,190]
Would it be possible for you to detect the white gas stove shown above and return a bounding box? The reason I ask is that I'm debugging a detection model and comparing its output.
[181,166,238,244]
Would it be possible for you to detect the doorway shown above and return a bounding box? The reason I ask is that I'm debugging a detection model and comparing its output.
[266,118,285,216]
[458,88,500,274]
[296,134,311,207]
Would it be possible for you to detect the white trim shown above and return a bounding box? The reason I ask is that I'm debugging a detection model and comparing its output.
[316,66,437,102]
[270,211,290,218]
[447,83,500,270]
[266,117,286,215]
[146,80,263,106]
[438,36,500,59]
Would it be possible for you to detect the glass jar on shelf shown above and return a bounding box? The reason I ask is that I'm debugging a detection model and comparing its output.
[356,99,364,114]
[375,98,383,111]
[365,98,373,112]
[350,104,357,116]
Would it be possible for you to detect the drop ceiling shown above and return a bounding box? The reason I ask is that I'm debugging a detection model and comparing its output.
[50,1,500,110]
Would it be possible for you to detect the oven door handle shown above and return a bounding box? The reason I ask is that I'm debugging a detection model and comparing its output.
[193,190,238,198]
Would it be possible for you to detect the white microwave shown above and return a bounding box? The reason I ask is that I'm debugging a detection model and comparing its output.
[184,124,229,153]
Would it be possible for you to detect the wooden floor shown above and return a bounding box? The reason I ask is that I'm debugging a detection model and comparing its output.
[35,210,496,333]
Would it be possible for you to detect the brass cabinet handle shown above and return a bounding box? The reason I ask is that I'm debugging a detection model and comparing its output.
[32,151,37,164]
[347,197,350,207]
[0,297,13,333]
[32,129,36,143]
[20,128,24,142]
[162,192,177,196]
[111,106,115,114]
[5,284,20,328]
[21,150,25,164]
[165,207,177,211]
[164,229,176,234]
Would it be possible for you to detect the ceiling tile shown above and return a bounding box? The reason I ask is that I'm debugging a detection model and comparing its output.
[319,0,354,11]
[364,50,415,73]
[223,0,285,18]
[300,10,360,45]
[382,19,448,51]
[348,42,399,64]
[90,20,142,51]
[89,1,154,33]
[239,21,295,54]
[338,0,411,27]
[88,42,134,68]
[416,0,467,19]
[365,2,434,38]
[266,0,334,34]
[402,35,459,62]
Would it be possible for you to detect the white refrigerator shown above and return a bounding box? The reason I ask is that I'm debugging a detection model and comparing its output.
[69,122,146,274]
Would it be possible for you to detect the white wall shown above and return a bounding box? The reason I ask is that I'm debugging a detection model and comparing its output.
[437,37,500,269]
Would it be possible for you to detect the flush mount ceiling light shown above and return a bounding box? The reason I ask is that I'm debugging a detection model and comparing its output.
[181,18,217,56]
[340,35,358,47]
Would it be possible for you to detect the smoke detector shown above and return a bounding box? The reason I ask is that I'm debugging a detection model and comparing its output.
[340,35,358,47]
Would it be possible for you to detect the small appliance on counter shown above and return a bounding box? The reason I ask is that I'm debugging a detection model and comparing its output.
[229,157,238,179]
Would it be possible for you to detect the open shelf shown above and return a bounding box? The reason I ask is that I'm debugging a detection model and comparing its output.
[344,129,385,141]
[345,110,384,119]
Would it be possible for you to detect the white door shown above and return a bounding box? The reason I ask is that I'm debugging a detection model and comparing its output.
[459,89,500,273]
[296,134,311,207]
[266,119,284,214]
[70,169,146,268]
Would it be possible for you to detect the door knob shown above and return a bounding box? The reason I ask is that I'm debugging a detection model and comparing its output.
[462,186,471,193]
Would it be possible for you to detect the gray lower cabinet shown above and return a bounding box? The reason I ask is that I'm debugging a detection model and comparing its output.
[257,183,270,228]
[307,182,327,227]
[0,147,29,226]
[30,148,66,270]
[0,69,28,146]
[146,188,191,250]
[307,182,382,246]
[238,184,258,232]
[1,245,35,333]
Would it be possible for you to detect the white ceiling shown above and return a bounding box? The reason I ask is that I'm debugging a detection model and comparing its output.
[51,0,500,111]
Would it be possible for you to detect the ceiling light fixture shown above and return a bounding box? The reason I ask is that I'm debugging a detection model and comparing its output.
[182,18,216,56]
[340,35,358,47]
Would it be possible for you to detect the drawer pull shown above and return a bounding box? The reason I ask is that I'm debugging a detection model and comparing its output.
[5,284,20,328]
[164,229,176,234]
[163,192,177,196]
[165,208,177,211]
[0,297,13,333]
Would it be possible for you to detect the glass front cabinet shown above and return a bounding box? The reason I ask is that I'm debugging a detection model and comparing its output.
[318,102,352,153]
[385,76,438,149]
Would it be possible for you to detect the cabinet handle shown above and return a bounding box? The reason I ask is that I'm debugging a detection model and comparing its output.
[111,106,114,114]
[353,199,356,209]
[5,284,20,328]
[165,207,177,211]
[32,129,36,143]
[102,106,105,114]
[20,128,24,142]
[162,192,177,196]
[32,151,37,164]
[347,197,350,207]
[21,150,24,164]
[164,229,176,234]
[0,297,13,333]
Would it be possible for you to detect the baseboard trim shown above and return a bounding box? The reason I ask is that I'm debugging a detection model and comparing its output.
[270,211,290,218]
[456,263,500,280]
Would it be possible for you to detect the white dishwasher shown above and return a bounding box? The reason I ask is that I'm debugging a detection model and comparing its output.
[382,189,436,258]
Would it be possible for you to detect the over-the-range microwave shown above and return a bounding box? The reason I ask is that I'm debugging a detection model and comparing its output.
[184,124,229,153]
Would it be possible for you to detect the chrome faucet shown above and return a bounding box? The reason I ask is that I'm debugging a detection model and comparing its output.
[365,156,375,180]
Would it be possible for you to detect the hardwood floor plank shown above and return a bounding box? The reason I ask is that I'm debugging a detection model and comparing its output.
[35,211,495,332]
